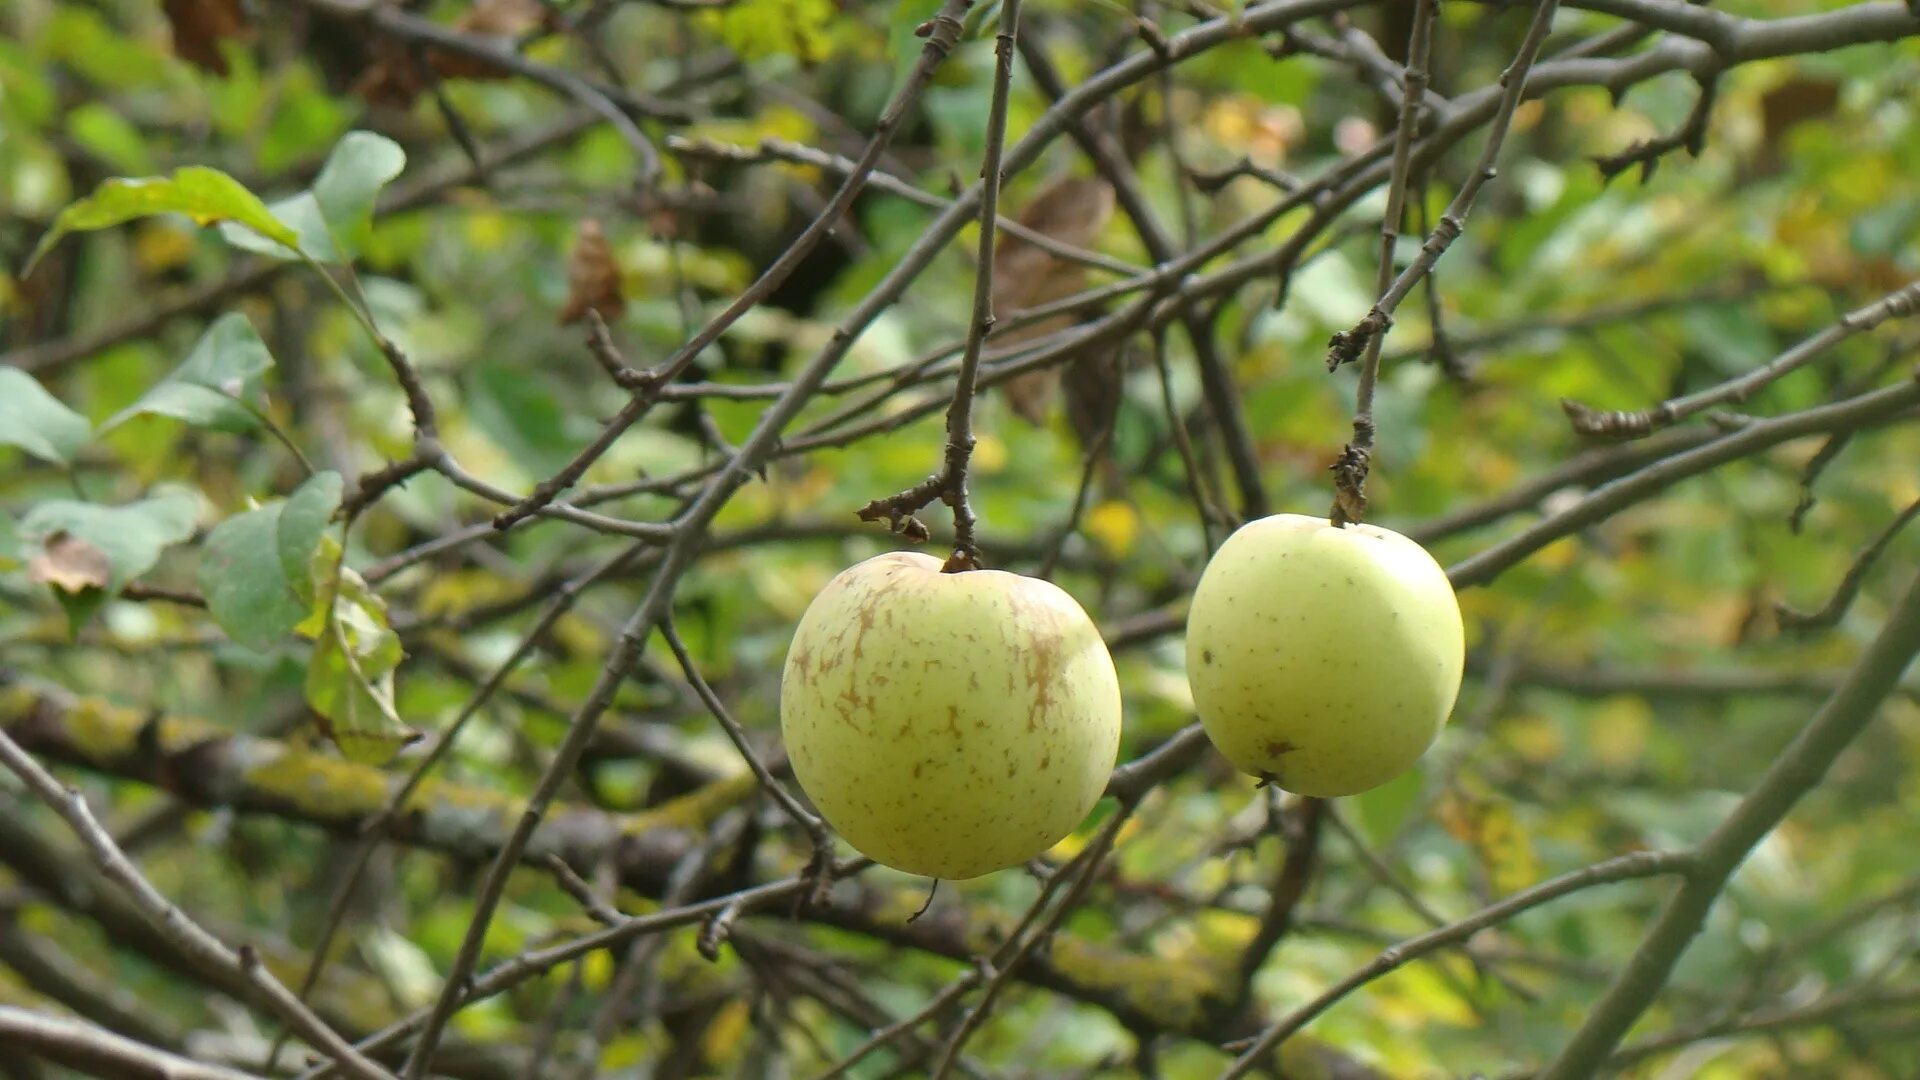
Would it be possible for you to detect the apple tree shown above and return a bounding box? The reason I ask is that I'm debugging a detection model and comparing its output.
[3,0,1920,1077]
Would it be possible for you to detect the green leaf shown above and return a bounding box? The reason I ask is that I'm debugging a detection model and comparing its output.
[299,533,418,764]
[0,368,90,465]
[222,192,334,262]
[221,131,405,263]
[466,360,577,477]
[102,313,274,433]
[278,471,343,606]
[198,474,340,651]
[20,492,198,595]
[200,504,308,650]
[312,132,406,255]
[0,516,21,571]
[25,166,300,273]
[65,102,155,174]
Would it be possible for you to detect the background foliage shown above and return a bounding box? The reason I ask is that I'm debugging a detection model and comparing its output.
[3,0,1920,1077]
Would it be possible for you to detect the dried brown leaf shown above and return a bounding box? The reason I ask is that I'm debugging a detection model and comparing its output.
[353,38,428,108]
[433,0,550,79]
[989,176,1115,426]
[162,0,253,76]
[558,219,625,327]
[28,532,112,594]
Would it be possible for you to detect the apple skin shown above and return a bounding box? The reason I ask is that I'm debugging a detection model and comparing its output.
[1185,513,1464,797]
[780,551,1122,879]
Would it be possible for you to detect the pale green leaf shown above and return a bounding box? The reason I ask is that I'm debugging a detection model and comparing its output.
[0,368,90,465]
[220,131,404,263]
[278,471,343,606]
[102,313,274,433]
[299,531,418,764]
[200,503,307,650]
[20,491,198,594]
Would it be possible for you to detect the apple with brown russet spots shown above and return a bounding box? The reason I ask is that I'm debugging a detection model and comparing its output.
[780,551,1122,879]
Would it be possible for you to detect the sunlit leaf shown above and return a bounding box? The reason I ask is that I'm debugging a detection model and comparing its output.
[25,165,299,272]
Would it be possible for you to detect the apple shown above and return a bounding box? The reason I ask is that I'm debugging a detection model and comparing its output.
[1185,513,1464,797]
[780,551,1122,879]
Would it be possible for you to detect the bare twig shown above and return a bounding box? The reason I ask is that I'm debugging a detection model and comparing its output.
[1537,570,1920,1078]
[659,616,835,899]
[1217,850,1693,1078]
[1450,374,1920,589]
[1593,73,1720,182]
[0,1006,264,1080]
[489,0,977,534]
[399,9,986,1072]
[1563,279,1920,439]
[1324,0,1562,373]
[1777,495,1920,631]
[0,730,396,1080]
[1328,0,1435,525]
[857,0,1025,572]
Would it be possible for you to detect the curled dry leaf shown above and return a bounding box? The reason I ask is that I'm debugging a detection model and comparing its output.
[162,0,252,76]
[989,175,1116,426]
[354,38,428,109]
[354,0,551,106]
[433,0,551,79]
[558,218,626,326]
[27,532,113,594]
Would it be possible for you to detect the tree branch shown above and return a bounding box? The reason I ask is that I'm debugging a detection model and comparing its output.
[1537,569,1920,1078]
[0,1006,264,1080]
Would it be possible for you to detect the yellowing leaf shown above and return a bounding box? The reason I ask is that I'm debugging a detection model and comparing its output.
[701,998,752,1067]
[972,432,1008,473]
[1085,500,1137,558]
[1505,713,1564,765]
[27,166,299,272]
[300,534,419,764]
[1440,784,1542,896]
[1588,696,1652,769]
[133,222,196,273]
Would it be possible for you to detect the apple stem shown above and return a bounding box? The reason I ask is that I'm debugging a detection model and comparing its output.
[858,0,1028,572]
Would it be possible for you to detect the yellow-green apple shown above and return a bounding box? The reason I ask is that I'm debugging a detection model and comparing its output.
[780,551,1122,879]
[1185,513,1464,797]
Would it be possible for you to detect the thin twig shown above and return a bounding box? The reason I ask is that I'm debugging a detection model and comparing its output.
[1324,0,1563,374]
[1537,570,1920,1078]
[1563,279,1920,439]
[659,616,835,901]
[489,0,978,533]
[1328,0,1435,525]
[1777,495,1920,632]
[857,0,1025,572]
[1216,850,1693,1078]
[398,9,984,1072]
[0,730,396,1080]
